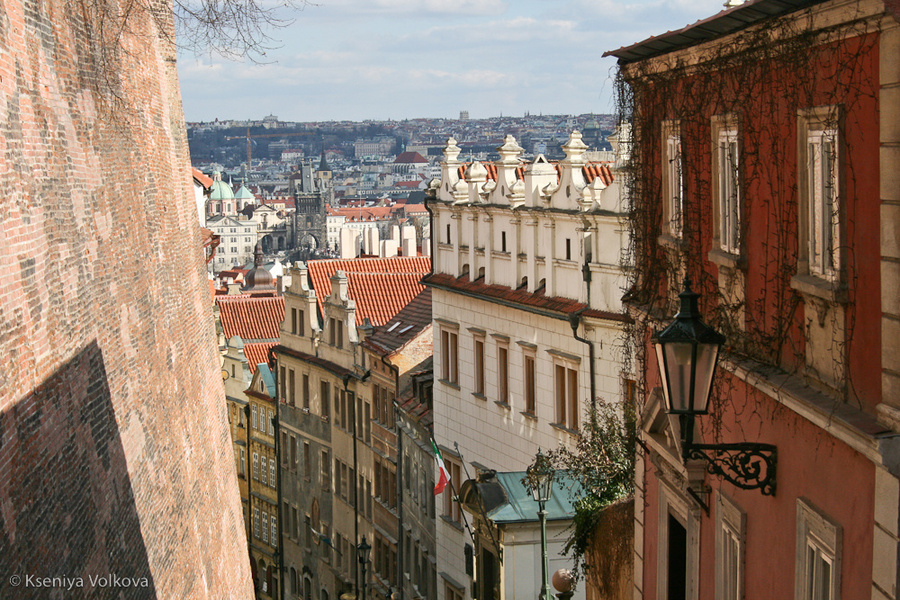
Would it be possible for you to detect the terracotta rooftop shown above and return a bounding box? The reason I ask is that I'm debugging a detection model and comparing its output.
[307,256,431,326]
[363,288,432,355]
[457,161,614,187]
[394,151,429,164]
[244,342,278,373]
[216,295,285,341]
[192,168,214,189]
[422,273,632,323]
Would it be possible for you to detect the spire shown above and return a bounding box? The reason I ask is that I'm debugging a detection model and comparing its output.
[318,151,331,173]
[242,242,275,295]
[253,241,263,268]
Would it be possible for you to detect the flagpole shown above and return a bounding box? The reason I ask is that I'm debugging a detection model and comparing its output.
[454,442,503,565]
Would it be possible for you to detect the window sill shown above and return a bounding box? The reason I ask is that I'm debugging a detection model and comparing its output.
[550,422,579,435]
[472,392,487,401]
[790,273,847,304]
[439,379,460,390]
[441,515,464,531]
[520,411,537,421]
[494,400,510,410]
[657,232,686,250]
[707,247,745,270]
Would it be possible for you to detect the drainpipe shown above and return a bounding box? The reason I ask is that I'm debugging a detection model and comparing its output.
[569,309,597,430]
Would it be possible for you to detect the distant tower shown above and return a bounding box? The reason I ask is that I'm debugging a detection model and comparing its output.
[459,110,469,121]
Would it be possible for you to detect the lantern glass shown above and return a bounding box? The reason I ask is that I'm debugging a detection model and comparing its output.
[691,342,720,414]
[527,451,554,503]
[357,537,371,564]
[655,340,720,415]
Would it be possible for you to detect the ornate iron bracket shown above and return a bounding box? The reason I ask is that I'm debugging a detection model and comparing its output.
[686,442,778,496]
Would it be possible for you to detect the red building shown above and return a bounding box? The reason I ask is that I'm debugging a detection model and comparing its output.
[606,1,900,598]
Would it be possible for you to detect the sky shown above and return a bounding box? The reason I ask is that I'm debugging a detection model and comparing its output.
[176,0,730,123]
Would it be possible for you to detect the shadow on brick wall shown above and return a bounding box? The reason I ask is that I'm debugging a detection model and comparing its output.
[0,341,157,599]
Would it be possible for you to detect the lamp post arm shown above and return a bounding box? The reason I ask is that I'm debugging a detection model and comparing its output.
[685,442,778,496]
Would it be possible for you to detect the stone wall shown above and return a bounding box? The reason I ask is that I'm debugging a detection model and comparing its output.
[0,0,253,596]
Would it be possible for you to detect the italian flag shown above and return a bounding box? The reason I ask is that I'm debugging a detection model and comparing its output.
[432,439,450,495]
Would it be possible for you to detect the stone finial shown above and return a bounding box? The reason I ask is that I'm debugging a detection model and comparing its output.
[465,161,488,182]
[496,135,524,165]
[561,130,588,166]
[451,178,468,203]
[508,178,526,207]
[443,137,461,163]
[329,270,350,303]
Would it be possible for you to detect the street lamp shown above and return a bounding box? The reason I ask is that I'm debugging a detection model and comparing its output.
[652,278,777,496]
[526,449,554,600]
[357,536,371,600]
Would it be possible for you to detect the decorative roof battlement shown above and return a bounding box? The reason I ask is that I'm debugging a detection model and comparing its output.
[435,132,617,212]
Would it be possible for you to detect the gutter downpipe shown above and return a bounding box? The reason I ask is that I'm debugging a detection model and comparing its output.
[569,310,597,431]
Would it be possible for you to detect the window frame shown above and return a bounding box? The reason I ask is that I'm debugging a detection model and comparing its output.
[662,119,684,240]
[552,356,580,432]
[523,349,537,416]
[715,492,745,600]
[496,341,510,406]
[796,105,843,286]
[795,498,842,600]
[439,325,459,385]
[711,114,742,257]
[473,335,486,397]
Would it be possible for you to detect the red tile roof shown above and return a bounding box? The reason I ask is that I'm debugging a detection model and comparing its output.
[192,168,214,189]
[456,161,614,187]
[244,342,277,373]
[422,273,632,323]
[216,295,285,341]
[363,287,432,354]
[346,272,426,326]
[307,256,431,326]
[393,151,429,164]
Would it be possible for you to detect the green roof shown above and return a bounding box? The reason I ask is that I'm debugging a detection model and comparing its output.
[210,179,235,201]
[257,363,276,397]
[234,184,255,200]
[485,471,583,524]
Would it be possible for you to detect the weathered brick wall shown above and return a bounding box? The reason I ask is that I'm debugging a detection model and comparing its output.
[0,0,253,596]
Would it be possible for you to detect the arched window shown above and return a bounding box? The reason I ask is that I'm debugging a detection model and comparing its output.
[290,567,298,596]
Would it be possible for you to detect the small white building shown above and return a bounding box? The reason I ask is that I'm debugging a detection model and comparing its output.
[425,132,631,600]
[207,215,259,273]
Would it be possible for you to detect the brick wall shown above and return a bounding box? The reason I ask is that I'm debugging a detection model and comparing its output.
[0,0,253,596]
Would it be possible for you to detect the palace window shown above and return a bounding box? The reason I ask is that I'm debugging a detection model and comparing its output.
[662,120,683,239]
[712,115,741,256]
[796,499,841,600]
[553,359,579,431]
[497,343,509,405]
[716,493,745,600]
[798,106,842,282]
[524,352,536,415]
[440,326,459,384]
[474,336,485,396]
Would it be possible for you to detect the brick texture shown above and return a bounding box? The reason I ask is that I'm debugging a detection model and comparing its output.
[0,0,253,596]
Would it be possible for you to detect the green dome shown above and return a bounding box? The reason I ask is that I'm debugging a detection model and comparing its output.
[209,173,235,201]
